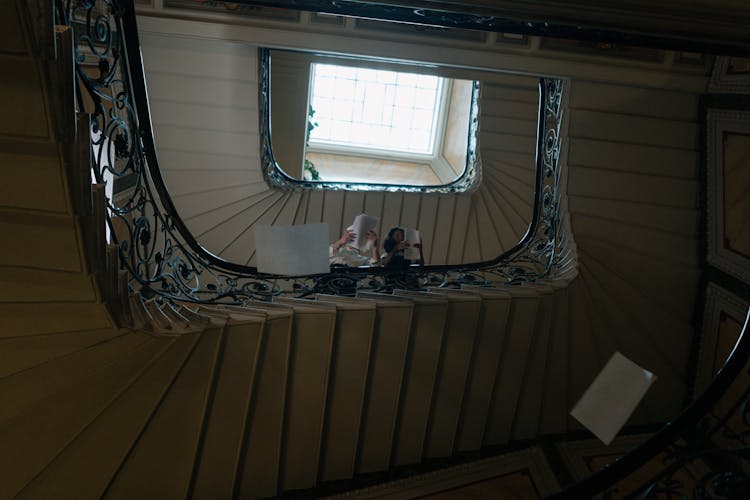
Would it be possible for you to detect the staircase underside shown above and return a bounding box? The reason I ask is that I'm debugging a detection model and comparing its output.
[0,1,706,498]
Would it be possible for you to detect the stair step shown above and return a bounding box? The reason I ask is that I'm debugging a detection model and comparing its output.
[0,2,29,55]
[271,297,336,492]
[83,184,107,279]
[67,113,94,217]
[354,292,414,474]
[539,285,571,435]
[158,299,193,330]
[230,303,293,499]
[117,272,133,328]
[566,278,603,431]
[0,327,123,378]
[454,287,512,452]
[53,26,76,134]
[0,145,69,213]
[103,327,223,499]
[0,332,146,424]
[129,294,154,332]
[0,55,50,138]
[130,295,201,336]
[315,295,377,482]
[0,209,85,273]
[17,333,196,499]
[101,245,122,325]
[512,286,555,440]
[390,293,449,466]
[144,299,175,331]
[399,289,481,459]
[191,306,265,499]
[0,334,169,499]
[484,288,540,446]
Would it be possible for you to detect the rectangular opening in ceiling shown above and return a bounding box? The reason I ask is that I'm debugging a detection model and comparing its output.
[267,49,479,190]
[308,63,445,156]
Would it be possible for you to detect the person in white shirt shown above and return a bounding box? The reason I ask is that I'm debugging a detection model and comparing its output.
[329,228,381,267]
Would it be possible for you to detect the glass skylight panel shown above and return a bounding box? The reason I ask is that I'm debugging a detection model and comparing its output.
[309,63,443,155]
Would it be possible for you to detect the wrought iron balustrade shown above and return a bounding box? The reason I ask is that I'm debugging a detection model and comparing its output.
[57,0,569,303]
[52,0,750,498]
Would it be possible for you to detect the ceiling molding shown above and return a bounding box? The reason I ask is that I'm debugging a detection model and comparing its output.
[186,0,750,56]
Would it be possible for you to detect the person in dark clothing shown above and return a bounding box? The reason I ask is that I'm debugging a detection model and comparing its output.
[382,227,424,267]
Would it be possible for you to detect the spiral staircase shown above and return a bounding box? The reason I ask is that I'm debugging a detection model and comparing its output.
[0,1,730,498]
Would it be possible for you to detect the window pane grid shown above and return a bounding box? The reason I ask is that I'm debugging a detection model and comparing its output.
[309,64,443,155]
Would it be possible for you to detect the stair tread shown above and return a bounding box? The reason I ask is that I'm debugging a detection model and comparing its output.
[420,290,482,459]
[0,335,170,499]
[484,294,540,446]
[278,301,336,491]
[454,288,512,452]
[191,317,265,499]
[392,296,449,466]
[355,296,414,474]
[316,296,377,481]
[103,328,222,499]
[17,333,196,499]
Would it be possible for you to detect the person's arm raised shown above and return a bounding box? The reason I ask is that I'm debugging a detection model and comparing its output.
[332,229,354,253]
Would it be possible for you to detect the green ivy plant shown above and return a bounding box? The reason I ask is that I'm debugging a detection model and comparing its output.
[304,105,321,181]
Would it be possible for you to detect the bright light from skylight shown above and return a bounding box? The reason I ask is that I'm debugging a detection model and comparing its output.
[308,63,444,155]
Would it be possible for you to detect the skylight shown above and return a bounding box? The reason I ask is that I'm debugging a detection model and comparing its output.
[308,63,444,155]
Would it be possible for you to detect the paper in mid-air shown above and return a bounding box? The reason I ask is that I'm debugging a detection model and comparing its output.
[570,352,656,445]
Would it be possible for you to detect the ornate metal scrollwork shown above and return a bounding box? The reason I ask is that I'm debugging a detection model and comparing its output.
[60,0,568,304]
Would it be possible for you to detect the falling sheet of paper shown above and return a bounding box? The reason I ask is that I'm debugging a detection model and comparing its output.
[570,352,656,445]
[255,223,330,276]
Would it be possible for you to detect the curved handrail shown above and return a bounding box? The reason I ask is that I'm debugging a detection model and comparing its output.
[121,4,562,278]
[60,2,750,497]
[547,308,750,499]
[63,0,569,301]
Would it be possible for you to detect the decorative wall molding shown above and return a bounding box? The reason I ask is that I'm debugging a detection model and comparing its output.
[705,109,750,284]
[151,0,750,56]
[133,7,712,94]
[328,446,559,498]
[556,433,651,481]
[708,56,750,94]
[557,433,710,497]
[695,282,750,395]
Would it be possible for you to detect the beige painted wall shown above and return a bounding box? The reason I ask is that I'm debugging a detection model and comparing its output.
[270,50,312,179]
[442,79,472,176]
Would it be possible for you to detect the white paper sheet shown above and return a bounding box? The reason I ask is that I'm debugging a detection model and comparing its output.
[570,352,656,445]
[255,223,330,276]
[404,228,421,261]
[349,214,379,252]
